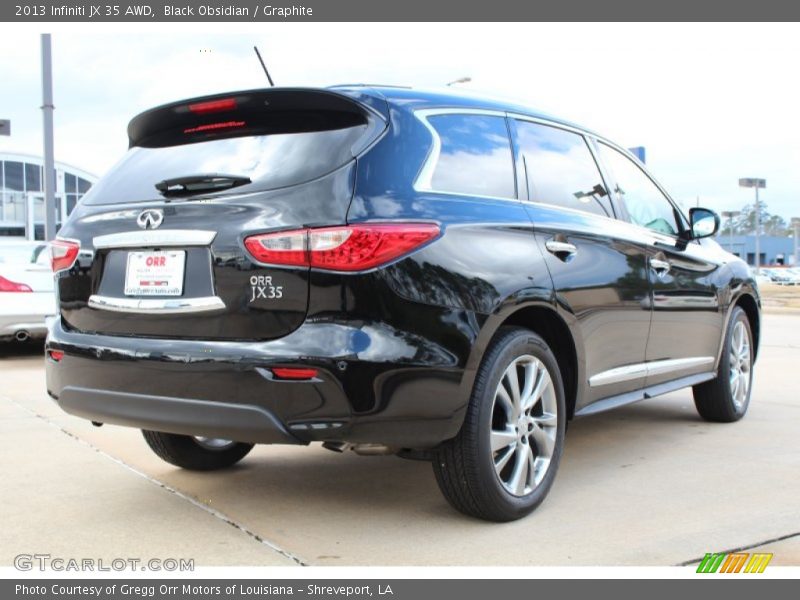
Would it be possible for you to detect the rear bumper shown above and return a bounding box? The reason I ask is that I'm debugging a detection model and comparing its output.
[45,317,468,448]
[58,386,299,444]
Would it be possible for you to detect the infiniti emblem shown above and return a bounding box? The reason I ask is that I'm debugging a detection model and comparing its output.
[137,209,164,230]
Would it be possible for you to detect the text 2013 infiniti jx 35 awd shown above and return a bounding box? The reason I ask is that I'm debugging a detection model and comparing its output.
[45,86,760,521]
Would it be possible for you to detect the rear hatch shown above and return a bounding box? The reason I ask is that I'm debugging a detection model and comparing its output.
[56,88,387,341]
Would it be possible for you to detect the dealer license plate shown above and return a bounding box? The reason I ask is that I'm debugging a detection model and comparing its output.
[124,250,186,296]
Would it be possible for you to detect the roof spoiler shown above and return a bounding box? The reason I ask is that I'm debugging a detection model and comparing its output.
[127,88,388,150]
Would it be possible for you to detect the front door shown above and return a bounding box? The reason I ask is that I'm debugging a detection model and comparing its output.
[594,141,724,388]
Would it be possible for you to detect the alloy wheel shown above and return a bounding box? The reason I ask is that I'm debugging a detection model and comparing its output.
[729,320,752,410]
[490,355,558,496]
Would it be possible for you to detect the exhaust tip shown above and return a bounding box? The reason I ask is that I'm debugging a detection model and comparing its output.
[14,330,30,342]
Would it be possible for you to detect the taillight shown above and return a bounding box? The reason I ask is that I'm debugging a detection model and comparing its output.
[50,239,80,273]
[244,223,440,272]
[48,349,64,362]
[243,229,308,267]
[0,275,32,292]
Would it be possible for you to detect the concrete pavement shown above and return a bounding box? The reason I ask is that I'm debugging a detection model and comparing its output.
[1,314,798,566]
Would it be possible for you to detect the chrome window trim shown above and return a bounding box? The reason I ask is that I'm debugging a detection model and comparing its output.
[506,112,595,138]
[87,295,226,314]
[589,356,715,387]
[93,230,217,249]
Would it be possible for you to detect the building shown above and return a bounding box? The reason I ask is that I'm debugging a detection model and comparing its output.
[0,152,97,239]
[716,234,797,267]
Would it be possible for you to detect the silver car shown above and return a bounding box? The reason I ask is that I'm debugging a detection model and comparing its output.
[0,239,56,342]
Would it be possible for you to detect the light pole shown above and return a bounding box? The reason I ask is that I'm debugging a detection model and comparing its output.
[721,210,740,255]
[793,217,800,267]
[446,77,471,86]
[738,178,766,273]
[41,34,57,241]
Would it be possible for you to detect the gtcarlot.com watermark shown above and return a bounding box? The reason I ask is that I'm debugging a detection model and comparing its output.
[14,553,194,572]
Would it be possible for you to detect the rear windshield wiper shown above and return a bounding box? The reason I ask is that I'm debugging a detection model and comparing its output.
[155,174,251,197]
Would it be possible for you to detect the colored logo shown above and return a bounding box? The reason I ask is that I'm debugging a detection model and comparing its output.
[696,552,773,573]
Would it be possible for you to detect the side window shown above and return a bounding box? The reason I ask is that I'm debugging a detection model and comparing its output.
[514,120,613,217]
[597,143,681,236]
[420,114,515,199]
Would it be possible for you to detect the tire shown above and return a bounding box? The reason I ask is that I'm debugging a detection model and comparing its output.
[142,430,254,471]
[433,326,566,521]
[693,306,754,422]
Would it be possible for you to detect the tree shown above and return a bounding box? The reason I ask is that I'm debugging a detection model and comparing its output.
[719,202,788,236]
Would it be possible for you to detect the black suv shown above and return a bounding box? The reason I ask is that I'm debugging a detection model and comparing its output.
[46,86,760,521]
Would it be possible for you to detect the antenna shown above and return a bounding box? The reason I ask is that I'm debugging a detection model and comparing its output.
[253,46,275,87]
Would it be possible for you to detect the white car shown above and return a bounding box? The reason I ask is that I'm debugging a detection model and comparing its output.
[762,268,798,285]
[0,239,57,342]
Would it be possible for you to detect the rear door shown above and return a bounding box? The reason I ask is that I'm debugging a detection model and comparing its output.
[594,141,724,386]
[56,89,386,341]
[511,118,653,407]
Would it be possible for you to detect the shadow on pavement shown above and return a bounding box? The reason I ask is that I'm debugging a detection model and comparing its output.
[0,339,45,359]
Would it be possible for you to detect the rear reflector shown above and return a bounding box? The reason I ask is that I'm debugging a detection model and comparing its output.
[244,223,440,272]
[271,367,318,380]
[0,275,32,292]
[48,350,64,362]
[49,239,81,273]
[188,98,237,114]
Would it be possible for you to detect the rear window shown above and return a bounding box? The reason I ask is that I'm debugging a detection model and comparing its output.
[84,124,368,205]
[417,113,515,199]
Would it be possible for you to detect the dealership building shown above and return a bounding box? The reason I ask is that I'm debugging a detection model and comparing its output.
[0,152,96,239]
[716,234,797,267]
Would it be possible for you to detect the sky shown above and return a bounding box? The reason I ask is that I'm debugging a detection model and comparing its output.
[1,23,798,221]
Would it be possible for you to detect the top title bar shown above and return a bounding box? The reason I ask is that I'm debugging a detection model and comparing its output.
[3,0,800,22]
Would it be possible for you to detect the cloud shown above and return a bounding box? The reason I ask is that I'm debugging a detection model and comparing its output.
[0,24,797,219]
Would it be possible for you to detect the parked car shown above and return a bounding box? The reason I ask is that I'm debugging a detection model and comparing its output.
[0,239,57,342]
[778,268,800,285]
[762,268,798,285]
[45,87,760,521]
[749,267,773,287]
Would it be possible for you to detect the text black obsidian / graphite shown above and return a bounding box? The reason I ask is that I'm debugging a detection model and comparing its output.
[162,5,314,17]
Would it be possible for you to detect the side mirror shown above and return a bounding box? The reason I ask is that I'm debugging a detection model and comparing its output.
[688,207,720,239]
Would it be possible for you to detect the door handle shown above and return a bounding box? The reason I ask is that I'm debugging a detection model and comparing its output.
[545,240,578,261]
[650,257,671,277]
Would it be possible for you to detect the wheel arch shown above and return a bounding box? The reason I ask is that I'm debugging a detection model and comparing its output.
[461,302,584,421]
[734,291,761,361]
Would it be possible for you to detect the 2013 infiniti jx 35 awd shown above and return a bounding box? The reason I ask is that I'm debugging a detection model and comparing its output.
[45,86,760,521]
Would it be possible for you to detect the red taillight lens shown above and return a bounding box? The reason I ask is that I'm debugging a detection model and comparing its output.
[0,275,32,292]
[188,98,237,114]
[50,239,80,273]
[244,223,440,272]
[48,349,64,362]
[309,224,439,271]
[271,367,318,380]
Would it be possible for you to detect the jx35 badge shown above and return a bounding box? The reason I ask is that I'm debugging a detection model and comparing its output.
[249,275,283,302]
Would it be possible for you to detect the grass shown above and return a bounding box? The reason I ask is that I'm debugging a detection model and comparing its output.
[758,283,800,311]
